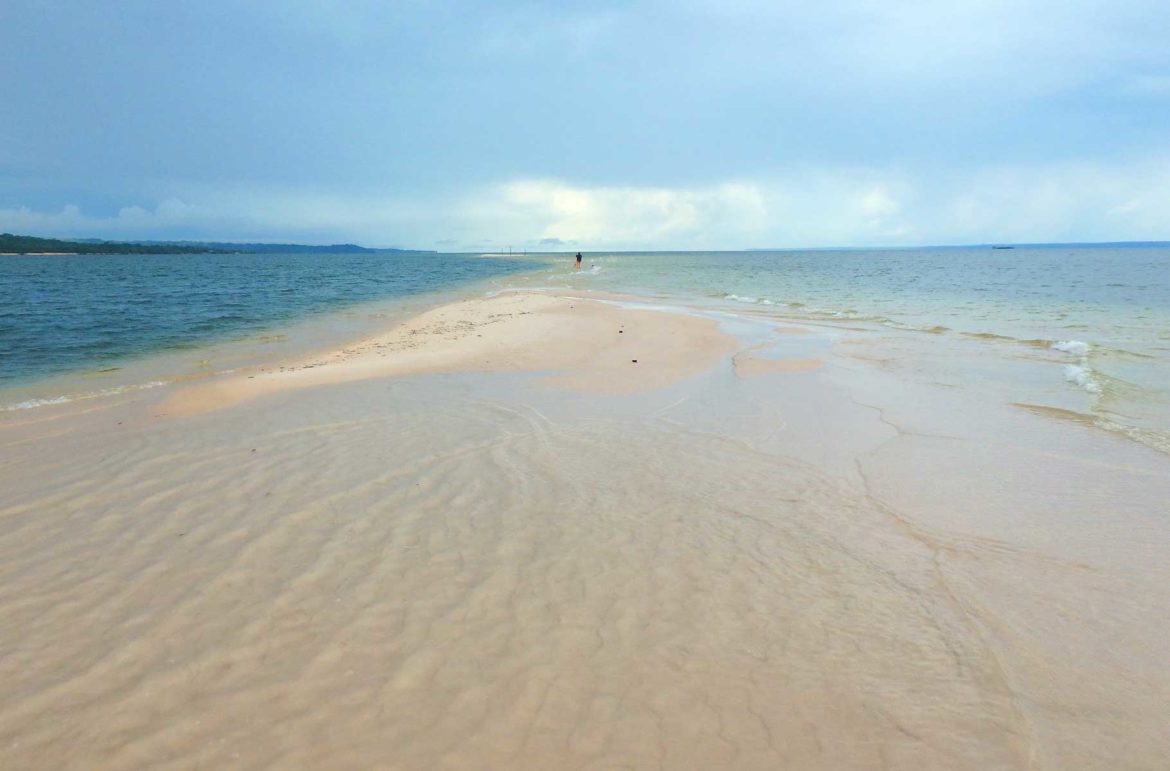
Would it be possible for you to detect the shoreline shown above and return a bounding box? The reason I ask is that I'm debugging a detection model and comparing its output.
[0,271,555,417]
[0,283,752,422]
[0,252,556,416]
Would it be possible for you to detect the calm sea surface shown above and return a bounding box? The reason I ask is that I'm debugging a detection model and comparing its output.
[539,246,1170,347]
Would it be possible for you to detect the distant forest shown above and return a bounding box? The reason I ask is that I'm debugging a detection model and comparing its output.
[0,233,430,255]
[0,233,220,255]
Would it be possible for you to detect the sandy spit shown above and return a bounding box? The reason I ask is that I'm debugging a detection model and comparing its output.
[162,292,740,416]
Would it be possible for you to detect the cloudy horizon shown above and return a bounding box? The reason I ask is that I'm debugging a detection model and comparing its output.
[3,0,1169,250]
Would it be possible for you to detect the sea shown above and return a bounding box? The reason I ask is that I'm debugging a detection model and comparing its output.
[3,244,1169,452]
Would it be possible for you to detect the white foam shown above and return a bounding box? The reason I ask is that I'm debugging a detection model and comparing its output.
[3,396,72,411]
[1050,340,1103,396]
[2,380,167,412]
[1064,364,1102,395]
[1052,340,1090,356]
[721,294,779,307]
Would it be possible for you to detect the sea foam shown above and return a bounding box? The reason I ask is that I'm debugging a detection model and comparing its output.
[1051,340,1102,395]
[2,381,167,412]
[1051,340,1090,356]
[1063,364,1102,395]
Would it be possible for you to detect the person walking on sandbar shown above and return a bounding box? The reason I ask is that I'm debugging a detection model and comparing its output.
[575,252,583,270]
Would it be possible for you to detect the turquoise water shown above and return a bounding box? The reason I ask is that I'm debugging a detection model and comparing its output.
[537,246,1170,349]
[518,245,1170,452]
[0,251,533,386]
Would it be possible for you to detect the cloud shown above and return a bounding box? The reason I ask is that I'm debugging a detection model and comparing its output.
[5,0,1170,220]
[453,175,913,248]
[939,160,1170,241]
[4,157,1170,249]
[0,202,178,239]
[672,0,1170,97]
[468,179,768,247]
[0,194,419,246]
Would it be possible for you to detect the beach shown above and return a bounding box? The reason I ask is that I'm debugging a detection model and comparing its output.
[2,285,1169,769]
[10,0,1170,764]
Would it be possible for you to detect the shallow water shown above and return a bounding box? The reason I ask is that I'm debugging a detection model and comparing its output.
[2,330,1166,769]
[0,251,534,388]
[533,247,1170,345]
[510,246,1170,454]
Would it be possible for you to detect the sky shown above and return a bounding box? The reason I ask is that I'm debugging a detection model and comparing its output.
[2,0,1169,250]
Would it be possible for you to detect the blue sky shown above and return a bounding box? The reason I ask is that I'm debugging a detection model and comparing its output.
[2,0,1169,250]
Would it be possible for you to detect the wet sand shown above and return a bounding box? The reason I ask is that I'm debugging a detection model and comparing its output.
[2,291,1169,769]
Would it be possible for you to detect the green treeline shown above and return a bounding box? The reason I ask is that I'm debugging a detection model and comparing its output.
[0,233,219,255]
[0,233,432,255]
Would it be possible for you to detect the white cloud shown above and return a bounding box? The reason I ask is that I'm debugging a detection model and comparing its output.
[467,179,768,247]
[449,174,918,249]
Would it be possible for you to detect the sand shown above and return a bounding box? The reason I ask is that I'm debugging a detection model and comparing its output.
[2,290,1169,770]
[161,292,739,416]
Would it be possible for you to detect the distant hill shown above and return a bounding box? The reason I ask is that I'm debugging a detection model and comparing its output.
[137,241,434,255]
[0,233,434,255]
[0,233,221,255]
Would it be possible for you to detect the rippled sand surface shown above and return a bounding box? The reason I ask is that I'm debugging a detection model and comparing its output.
[2,293,1168,769]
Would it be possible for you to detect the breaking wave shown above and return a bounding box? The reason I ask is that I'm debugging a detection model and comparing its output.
[1050,340,1103,396]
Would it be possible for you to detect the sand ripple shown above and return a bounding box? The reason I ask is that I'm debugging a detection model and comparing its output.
[1,382,1027,769]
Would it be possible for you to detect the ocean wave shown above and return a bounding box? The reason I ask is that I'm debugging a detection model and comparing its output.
[882,320,950,334]
[962,331,1017,342]
[961,332,1075,350]
[1051,340,1090,356]
[1014,402,1170,455]
[3,396,72,411]
[1049,339,1103,395]
[2,380,167,412]
[724,298,889,327]
[1102,419,1170,455]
